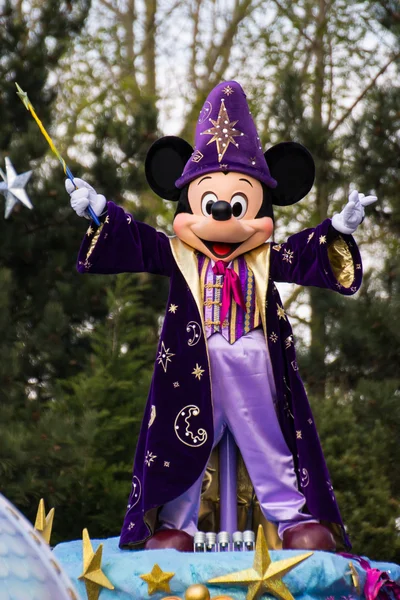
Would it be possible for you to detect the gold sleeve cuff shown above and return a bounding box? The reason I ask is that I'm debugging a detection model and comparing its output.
[85,223,104,262]
[328,236,354,288]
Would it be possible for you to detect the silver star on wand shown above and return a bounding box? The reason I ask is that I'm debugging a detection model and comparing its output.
[0,157,33,218]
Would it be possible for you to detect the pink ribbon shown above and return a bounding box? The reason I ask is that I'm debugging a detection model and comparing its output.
[213,260,247,323]
[340,553,400,600]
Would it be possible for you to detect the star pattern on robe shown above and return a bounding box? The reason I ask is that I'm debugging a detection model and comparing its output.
[208,524,313,600]
[144,451,157,467]
[78,529,114,600]
[269,332,278,343]
[282,249,294,264]
[168,303,178,314]
[307,232,315,243]
[200,99,244,161]
[277,304,287,320]
[86,225,94,237]
[319,235,327,244]
[140,564,175,596]
[192,363,205,380]
[296,430,302,439]
[223,85,234,96]
[157,341,175,372]
[0,157,33,218]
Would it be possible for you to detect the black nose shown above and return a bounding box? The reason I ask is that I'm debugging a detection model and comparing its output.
[211,201,232,221]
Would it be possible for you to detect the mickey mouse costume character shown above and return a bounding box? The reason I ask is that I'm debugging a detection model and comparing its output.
[67,81,376,552]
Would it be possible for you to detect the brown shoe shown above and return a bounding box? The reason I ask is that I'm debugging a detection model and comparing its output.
[144,529,194,552]
[282,523,336,551]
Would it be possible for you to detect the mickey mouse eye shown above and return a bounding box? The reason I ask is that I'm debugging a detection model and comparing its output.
[231,194,248,219]
[201,192,218,216]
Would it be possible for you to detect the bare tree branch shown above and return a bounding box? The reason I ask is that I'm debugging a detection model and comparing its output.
[270,0,314,44]
[329,50,400,135]
[98,0,123,17]
[143,0,156,96]
[283,286,304,312]
[189,0,203,90]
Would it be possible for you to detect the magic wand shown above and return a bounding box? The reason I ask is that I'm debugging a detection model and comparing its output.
[15,83,100,226]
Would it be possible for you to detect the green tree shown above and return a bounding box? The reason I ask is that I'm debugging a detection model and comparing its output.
[0,0,113,542]
[57,273,169,537]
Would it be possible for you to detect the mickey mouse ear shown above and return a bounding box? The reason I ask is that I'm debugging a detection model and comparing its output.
[145,136,193,201]
[264,142,315,206]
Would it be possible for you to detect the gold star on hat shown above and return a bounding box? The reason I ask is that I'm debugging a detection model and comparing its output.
[208,525,313,600]
[201,99,244,161]
[34,498,54,545]
[78,528,114,600]
[140,563,175,595]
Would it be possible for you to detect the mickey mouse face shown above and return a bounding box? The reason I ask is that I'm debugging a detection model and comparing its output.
[173,171,274,261]
[145,136,315,260]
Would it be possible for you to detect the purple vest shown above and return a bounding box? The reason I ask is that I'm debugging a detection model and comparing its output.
[198,254,261,344]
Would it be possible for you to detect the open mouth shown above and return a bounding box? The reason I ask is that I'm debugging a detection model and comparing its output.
[200,239,242,259]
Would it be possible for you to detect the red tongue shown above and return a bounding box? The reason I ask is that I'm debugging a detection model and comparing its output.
[213,243,232,256]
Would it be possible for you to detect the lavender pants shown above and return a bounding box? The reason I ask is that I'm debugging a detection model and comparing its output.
[159,329,315,538]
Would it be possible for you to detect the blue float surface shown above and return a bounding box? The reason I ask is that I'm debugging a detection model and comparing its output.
[53,536,400,600]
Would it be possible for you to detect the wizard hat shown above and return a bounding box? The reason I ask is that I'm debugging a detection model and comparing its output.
[145,80,315,206]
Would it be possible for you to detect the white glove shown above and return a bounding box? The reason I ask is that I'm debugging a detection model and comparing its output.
[65,177,106,219]
[331,190,377,235]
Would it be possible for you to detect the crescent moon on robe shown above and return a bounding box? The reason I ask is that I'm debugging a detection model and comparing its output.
[127,476,142,510]
[186,321,202,346]
[300,468,310,488]
[174,405,208,448]
[198,101,212,124]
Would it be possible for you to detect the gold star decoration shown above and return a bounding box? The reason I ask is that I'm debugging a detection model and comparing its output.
[192,363,205,380]
[34,498,54,545]
[86,225,94,237]
[157,341,175,372]
[209,525,313,600]
[140,563,175,596]
[105,215,110,224]
[169,303,178,314]
[296,430,302,439]
[201,99,244,162]
[78,529,114,600]
[276,304,287,320]
[319,235,327,244]
[307,232,314,243]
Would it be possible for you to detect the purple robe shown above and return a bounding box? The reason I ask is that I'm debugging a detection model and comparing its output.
[77,201,362,549]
